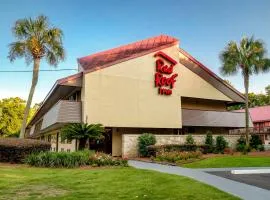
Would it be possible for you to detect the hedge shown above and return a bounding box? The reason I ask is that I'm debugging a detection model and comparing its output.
[0,138,51,163]
[147,144,210,156]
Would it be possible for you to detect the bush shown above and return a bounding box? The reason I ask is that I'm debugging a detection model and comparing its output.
[138,133,156,157]
[154,151,202,163]
[25,151,128,168]
[250,135,263,150]
[147,144,207,156]
[215,136,228,153]
[185,134,195,145]
[0,138,50,163]
[236,136,246,152]
[257,144,265,152]
[25,150,91,168]
[204,131,214,153]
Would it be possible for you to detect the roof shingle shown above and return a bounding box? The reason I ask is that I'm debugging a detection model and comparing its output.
[78,35,178,72]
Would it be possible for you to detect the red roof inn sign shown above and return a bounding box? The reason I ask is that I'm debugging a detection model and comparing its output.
[154,51,178,95]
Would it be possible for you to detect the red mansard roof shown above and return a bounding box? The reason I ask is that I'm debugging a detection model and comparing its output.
[236,105,270,123]
[78,35,179,72]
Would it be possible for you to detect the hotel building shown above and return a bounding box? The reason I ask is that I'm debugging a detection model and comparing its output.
[26,35,252,157]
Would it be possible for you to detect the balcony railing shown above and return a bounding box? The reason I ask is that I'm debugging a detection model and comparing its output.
[229,127,270,135]
[41,100,82,130]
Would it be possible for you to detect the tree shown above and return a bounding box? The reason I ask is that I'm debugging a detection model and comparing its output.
[220,37,270,143]
[8,15,65,138]
[266,85,270,96]
[61,123,105,150]
[0,97,38,137]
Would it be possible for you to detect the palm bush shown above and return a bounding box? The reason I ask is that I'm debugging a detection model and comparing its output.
[61,123,105,150]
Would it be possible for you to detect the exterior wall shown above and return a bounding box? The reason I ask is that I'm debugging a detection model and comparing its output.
[181,98,227,111]
[43,130,76,152]
[122,134,240,158]
[82,45,232,128]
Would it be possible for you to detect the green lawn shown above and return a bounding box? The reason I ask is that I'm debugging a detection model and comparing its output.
[184,155,270,168]
[0,165,239,200]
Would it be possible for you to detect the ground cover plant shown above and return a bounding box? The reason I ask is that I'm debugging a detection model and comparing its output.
[0,138,50,163]
[0,165,240,200]
[24,150,128,168]
[183,155,270,168]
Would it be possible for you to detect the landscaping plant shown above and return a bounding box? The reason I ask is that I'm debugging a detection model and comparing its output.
[0,138,50,163]
[138,133,156,157]
[61,123,105,150]
[215,136,228,153]
[185,134,195,145]
[204,131,214,153]
[154,151,202,164]
[236,136,246,152]
[249,135,263,150]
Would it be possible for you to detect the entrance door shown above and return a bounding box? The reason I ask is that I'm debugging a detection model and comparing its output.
[89,129,112,154]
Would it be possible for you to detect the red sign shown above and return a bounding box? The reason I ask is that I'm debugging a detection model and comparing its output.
[154,51,178,95]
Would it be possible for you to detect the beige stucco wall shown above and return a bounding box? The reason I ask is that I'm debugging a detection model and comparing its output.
[122,134,240,158]
[82,44,232,128]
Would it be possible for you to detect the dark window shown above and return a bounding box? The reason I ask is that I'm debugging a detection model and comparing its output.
[67,139,72,144]
[187,127,195,134]
[47,135,51,142]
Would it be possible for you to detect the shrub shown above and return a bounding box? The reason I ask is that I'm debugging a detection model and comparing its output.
[25,151,128,168]
[147,144,207,156]
[250,135,263,150]
[154,151,202,163]
[257,144,265,152]
[204,131,214,153]
[185,134,195,145]
[215,136,228,153]
[138,133,156,157]
[0,138,50,163]
[25,150,91,168]
[89,152,128,167]
[236,136,246,152]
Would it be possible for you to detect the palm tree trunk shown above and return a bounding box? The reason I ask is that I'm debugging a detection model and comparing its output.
[19,58,40,138]
[244,73,250,144]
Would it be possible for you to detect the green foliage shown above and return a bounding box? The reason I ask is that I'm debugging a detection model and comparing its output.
[266,85,270,96]
[215,136,228,153]
[0,138,50,163]
[61,123,105,150]
[185,134,195,145]
[204,131,214,153]
[250,135,263,150]
[236,136,246,152]
[154,151,202,163]
[0,97,37,137]
[25,151,128,168]
[8,15,65,65]
[137,133,156,157]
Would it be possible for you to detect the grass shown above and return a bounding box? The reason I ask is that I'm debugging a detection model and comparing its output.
[0,164,239,200]
[183,155,270,168]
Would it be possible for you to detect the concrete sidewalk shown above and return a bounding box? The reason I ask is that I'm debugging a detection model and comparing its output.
[129,160,270,200]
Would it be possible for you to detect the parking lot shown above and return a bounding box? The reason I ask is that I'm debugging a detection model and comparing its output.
[207,171,270,190]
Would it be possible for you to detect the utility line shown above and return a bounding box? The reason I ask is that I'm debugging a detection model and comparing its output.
[0,69,78,72]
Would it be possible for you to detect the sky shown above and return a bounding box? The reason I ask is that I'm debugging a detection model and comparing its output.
[0,0,270,104]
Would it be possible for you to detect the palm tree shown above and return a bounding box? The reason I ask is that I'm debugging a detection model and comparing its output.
[61,123,105,150]
[220,36,270,143]
[8,15,65,138]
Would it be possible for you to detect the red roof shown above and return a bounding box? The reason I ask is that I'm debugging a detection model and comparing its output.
[78,35,179,72]
[236,105,270,123]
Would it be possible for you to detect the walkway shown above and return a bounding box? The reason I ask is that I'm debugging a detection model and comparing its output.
[128,160,270,200]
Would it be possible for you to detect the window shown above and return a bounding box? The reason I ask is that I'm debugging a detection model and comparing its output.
[61,148,64,152]
[67,149,71,152]
[47,135,51,142]
[53,147,56,152]
[187,127,195,134]
[67,139,72,144]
